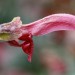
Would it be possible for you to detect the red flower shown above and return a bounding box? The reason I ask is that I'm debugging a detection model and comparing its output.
[5,13,75,62]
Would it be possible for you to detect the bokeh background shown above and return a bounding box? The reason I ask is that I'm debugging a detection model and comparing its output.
[0,0,75,75]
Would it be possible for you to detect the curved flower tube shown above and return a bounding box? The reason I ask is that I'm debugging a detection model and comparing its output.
[22,14,75,36]
[0,13,75,62]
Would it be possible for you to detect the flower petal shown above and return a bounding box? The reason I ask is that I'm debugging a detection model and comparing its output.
[21,39,33,62]
[19,33,33,62]
[22,14,75,36]
[8,40,21,47]
[19,33,32,41]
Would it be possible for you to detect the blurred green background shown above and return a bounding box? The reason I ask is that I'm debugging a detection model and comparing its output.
[0,0,75,75]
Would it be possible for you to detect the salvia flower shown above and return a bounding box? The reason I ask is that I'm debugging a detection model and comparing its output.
[0,13,75,62]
